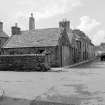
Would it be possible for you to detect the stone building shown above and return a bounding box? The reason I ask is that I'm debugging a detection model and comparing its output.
[0,22,9,48]
[95,43,105,56]
[2,14,73,67]
[71,29,95,62]
[1,14,95,67]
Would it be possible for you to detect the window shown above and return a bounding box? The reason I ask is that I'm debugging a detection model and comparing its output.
[10,51,15,55]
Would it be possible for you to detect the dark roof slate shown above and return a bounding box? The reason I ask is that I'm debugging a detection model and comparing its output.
[72,29,91,42]
[3,28,60,48]
[0,31,9,38]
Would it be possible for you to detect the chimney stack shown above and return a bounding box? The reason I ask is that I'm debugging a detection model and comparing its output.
[29,13,35,31]
[59,19,70,33]
[11,23,21,35]
[0,22,3,32]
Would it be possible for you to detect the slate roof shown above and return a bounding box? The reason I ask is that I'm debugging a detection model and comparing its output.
[67,29,74,44]
[72,29,86,38]
[72,29,91,42]
[0,31,9,38]
[3,28,60,48]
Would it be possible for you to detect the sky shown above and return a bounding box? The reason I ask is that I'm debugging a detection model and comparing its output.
[0,0,105,45]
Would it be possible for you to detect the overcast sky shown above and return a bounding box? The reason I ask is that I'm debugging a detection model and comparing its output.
[0,0,105,45]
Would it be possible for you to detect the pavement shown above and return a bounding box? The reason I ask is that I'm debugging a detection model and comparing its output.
[0,96,30,105]
[0,58,105,105]
[51,57,97,72]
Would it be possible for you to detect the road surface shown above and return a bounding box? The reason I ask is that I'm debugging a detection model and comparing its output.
[0,59,105,105]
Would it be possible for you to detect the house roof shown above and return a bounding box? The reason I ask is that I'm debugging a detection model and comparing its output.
[72,29,91,42]
[67,29,74,44]
[72,29,86,38]
[3,28,60,48]
[0,31,9,38]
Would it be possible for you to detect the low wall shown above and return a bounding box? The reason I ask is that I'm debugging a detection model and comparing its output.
[68,57,97,68]
[0,54,50,71]
[30,100,70,105]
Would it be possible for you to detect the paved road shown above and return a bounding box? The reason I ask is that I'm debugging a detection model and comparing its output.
[74,58,104,68]
[0,59,105,105]
[36,59,105,105]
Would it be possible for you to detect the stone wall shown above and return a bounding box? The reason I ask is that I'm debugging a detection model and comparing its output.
[0,54,49,71]
[0,37,8,47]
[61,46,71,66]
[1,46,61,67]
[30,100,70,105]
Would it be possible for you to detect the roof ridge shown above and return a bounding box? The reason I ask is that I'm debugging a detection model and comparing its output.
[21,27,59,32]
[2,35,13,48]
[3,28,60,48]
[0,31,9,38]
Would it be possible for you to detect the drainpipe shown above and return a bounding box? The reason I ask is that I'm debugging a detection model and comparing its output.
[61,46,62,67]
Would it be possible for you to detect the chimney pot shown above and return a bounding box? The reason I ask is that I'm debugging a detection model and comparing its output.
[0,22,3,32]
[11,23,21,35]
[15,23,18,27]
[59,20,70,32]
[29,13,35,31]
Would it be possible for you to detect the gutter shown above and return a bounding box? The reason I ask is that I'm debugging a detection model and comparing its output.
[50,57,97,72]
